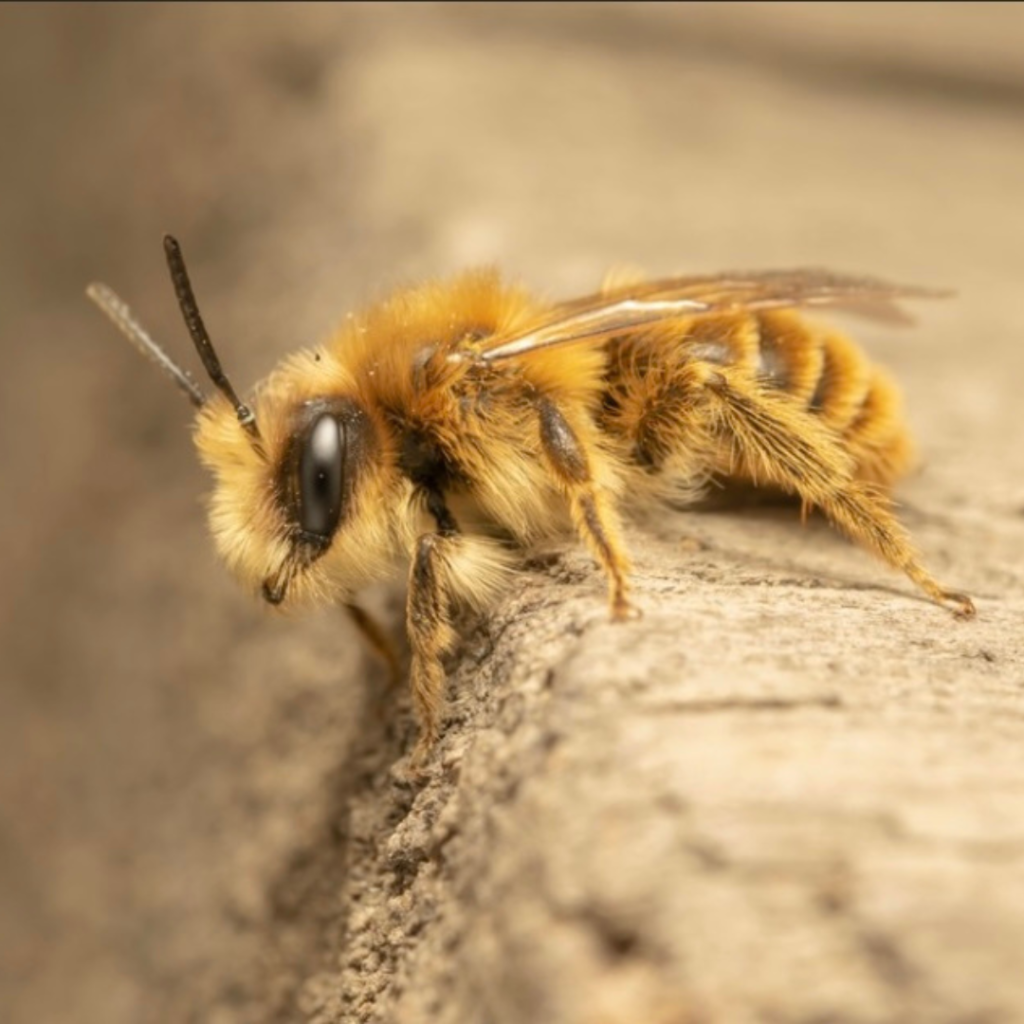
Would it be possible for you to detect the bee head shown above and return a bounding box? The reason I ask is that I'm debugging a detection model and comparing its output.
[193,380,389,606]
[89,236,400,608]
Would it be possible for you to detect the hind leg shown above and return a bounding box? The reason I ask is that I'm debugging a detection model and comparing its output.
[703,369,974,617]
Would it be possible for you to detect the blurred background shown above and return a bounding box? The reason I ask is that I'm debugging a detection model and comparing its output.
[2,4,1023,1022]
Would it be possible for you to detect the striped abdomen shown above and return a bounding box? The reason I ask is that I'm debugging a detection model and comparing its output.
[600,309,914,488]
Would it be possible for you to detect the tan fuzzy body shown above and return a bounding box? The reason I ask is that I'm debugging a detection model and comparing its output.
[90,244,974,763]
[193,272,919,613]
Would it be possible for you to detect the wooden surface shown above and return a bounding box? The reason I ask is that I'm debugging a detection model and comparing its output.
[1,4,1023,1022]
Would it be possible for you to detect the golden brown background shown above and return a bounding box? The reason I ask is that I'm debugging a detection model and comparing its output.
[2,4,1023,1023]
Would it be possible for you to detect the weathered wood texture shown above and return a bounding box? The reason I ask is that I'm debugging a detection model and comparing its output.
[1,5,1023,1023]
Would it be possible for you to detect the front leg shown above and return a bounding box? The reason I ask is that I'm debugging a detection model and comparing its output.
[537,396,637,621]
[344,603,401,684]
[406,520,460,765]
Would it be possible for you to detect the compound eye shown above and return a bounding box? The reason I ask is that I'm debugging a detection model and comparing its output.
[298,413,344,540]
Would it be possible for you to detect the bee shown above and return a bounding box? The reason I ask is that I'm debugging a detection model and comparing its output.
[88,237,975,763]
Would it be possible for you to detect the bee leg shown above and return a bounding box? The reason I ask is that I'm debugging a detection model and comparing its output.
[406,531,459,766]
[537,397,637,621]
[344,603,402,685]
[705,371,975,619]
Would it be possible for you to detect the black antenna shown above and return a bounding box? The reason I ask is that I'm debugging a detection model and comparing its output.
[86,282,206,408]
[163,234,260,441]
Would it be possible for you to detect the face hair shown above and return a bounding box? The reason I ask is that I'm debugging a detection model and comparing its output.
[86,282,206,407]
[162,234,261,442]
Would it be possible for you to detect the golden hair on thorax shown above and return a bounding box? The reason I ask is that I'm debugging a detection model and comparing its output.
[88,238,975,765]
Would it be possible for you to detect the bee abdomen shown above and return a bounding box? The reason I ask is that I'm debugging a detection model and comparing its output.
[839,365,915,485]
[602,311,915,489]
[751,310,826,403]
[753,311,914,486]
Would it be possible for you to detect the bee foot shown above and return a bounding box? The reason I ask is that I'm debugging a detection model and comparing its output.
[943,590,976,620]
[612,598,642,622]
[407,730,439,773]
[396,748,433,784]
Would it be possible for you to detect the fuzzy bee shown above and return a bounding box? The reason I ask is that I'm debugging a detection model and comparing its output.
[88,237,975,763]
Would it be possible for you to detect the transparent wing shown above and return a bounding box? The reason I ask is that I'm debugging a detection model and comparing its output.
[479,269,950,363]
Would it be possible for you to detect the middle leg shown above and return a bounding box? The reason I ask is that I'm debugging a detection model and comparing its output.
[536,395,636,620]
